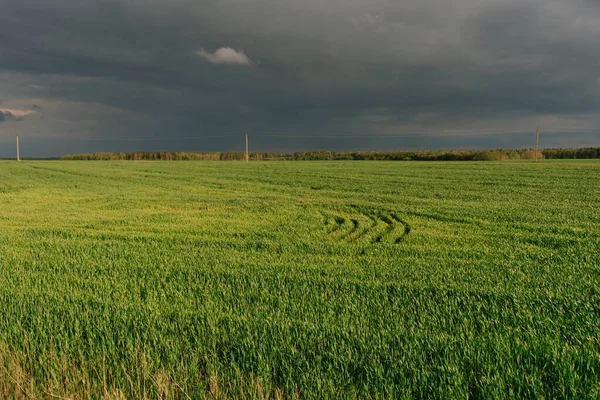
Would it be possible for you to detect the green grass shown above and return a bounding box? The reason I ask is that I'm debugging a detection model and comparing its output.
[0,160,599,399]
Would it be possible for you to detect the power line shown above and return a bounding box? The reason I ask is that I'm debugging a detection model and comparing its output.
[61,134,241,142]
[2,129,600,145]
[65,130,600,141]
[253,129,600,138]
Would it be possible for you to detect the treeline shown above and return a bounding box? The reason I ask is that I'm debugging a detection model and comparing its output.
[59,148,600,161]
[291,149,543,161]
[542,147,600,159]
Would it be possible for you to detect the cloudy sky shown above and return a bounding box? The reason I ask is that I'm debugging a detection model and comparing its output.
[1,0,599,157]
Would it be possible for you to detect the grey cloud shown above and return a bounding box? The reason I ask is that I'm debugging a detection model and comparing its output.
[0,0,599,157]
[0,111,23,122]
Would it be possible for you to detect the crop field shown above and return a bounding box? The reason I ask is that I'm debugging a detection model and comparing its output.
[0,160,599,399]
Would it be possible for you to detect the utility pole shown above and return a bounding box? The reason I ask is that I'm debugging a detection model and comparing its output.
[535,127,540,162]
[245,133,249,163]
[16,136,20,161]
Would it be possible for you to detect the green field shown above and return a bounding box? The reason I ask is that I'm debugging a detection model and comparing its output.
[0,160,599,398]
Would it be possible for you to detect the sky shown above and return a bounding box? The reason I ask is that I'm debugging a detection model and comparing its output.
[1,0,599,158]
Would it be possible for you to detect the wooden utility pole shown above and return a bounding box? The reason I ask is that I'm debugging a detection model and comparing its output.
[245,133,249,163]
[535,127,540,162]
[16,136,20,161]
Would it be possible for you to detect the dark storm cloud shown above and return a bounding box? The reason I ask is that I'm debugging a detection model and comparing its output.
[0,111,23,122]
[0,0,599,157]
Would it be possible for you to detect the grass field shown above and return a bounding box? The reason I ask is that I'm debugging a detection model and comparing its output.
[0,160,599,399]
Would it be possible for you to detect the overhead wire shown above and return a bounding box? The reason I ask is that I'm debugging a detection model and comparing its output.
[2,129,600,143]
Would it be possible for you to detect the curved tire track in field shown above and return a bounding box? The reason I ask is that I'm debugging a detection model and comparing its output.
[321,205,411,245]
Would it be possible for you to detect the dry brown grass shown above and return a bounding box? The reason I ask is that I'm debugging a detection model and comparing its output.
[0,344,297,399]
